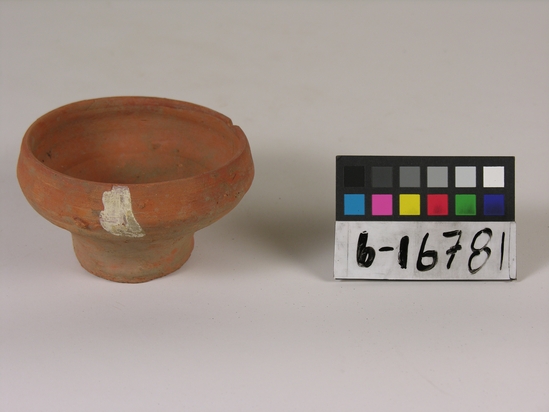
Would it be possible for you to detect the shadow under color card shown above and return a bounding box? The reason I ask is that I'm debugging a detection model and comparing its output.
[334,156,516,280]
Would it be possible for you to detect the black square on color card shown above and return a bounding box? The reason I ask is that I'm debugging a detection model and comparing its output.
[372,166,393,187]
[344,166,364,187]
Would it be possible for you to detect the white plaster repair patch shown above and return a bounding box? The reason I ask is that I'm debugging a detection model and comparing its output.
[99,186,145,237]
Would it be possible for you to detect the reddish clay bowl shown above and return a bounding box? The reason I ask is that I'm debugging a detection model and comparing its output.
[17,97,254,283]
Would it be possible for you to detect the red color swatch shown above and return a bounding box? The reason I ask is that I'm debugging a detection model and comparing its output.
[427,194,448,216]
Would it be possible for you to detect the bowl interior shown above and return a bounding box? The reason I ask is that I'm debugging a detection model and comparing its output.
[28,102,242,184]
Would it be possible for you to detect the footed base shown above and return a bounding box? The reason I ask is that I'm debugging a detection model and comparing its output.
[72,233,194,283]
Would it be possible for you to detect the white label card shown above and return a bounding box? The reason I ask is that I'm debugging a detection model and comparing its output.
[334,221,516,280]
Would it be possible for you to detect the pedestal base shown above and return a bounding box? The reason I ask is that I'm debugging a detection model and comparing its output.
[72,233,194,283]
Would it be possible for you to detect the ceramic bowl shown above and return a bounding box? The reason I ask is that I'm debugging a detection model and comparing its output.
[17,97,254,283]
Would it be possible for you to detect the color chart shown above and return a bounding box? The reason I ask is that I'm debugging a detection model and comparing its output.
[334,156,516,280]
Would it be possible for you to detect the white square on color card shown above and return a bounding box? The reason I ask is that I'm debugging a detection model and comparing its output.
[483,166,505,187]
[455,166,476,187]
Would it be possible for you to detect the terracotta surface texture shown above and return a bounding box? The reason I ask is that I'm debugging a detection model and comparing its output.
[17,97,254,283]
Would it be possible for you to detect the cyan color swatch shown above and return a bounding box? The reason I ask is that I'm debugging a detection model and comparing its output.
[344,194,365,215]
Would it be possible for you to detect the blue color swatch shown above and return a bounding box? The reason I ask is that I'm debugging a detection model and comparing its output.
[484,194,505,216]
[344,194,365,215]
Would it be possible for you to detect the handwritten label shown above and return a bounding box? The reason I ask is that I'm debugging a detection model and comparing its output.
[334,221,516,280]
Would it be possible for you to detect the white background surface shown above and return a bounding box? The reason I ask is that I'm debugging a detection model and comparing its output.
[1,1,548,411]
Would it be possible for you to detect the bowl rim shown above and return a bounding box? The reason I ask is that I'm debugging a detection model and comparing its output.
[20,96,251,188]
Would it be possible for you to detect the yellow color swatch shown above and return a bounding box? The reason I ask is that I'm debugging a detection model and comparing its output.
[399,194,421,215]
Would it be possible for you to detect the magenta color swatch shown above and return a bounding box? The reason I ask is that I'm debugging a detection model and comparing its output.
[372,194,393,216]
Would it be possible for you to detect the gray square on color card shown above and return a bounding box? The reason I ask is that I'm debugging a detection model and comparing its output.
[427,166,448,187]
[455,166,476,187]
[372,167,393,187]
[400,166,420,187]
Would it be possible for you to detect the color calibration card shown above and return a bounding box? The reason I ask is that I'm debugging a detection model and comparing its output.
[334,156,516,280]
